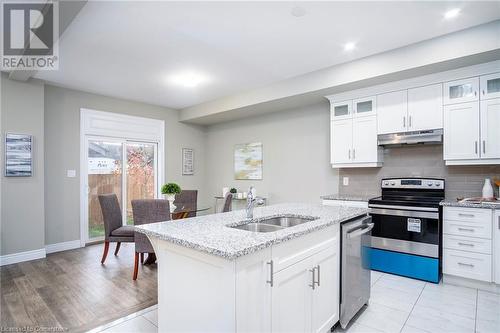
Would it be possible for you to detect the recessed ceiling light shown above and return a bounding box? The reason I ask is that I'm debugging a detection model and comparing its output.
[344,42,356,52]
[444,8,461,20]
[291,6,307,17]
[168,71,208,88]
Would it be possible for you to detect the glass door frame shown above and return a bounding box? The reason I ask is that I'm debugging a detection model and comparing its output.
[82,135,160,244]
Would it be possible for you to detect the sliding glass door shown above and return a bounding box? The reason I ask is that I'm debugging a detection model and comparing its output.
[85,138,158,242]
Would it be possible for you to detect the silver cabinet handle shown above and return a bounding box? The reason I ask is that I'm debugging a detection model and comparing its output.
[403,116,406,128]
[409,115,412,128]
[498,215,500,230]
[474,91,477,97]
[309,267,316,290]
[482,90,485,95]
[316,265,320,287]
[266,261,274,287]
[352,149,356,160]
[459,213,475,217]
[458,227,474,232]
[348,149,351,160]
[458,262,474,267]
[483,140,486,154]
[475,141,478,155]
[458,242,474,247]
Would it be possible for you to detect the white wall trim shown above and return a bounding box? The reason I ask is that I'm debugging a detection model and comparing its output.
[45,239,82,254]
[0,248,46,266]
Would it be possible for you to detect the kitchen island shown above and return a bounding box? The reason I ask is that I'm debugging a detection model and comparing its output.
[136,203,368,333]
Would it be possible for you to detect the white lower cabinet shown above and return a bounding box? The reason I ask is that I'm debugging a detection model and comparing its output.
[495,210,500,284]
[443,207,493,283]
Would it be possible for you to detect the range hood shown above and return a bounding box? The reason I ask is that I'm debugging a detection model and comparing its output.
[378,129,443,146]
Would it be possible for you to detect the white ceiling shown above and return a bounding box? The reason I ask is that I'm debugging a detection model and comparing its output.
[34,1,500,110]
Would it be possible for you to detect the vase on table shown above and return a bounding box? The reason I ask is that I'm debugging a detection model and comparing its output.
[482,178,494,199]
[165,194,177,212]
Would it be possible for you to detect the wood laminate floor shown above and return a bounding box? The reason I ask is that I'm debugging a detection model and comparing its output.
[0,243,157,332]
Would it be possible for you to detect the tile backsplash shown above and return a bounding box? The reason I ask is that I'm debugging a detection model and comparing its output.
[339,145,500,200]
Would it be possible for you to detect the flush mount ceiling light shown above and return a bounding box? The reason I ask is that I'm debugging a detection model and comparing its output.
[444,8,461,20]
[291,6,307,17]
[344,42,356,52]
[168,71,208,88]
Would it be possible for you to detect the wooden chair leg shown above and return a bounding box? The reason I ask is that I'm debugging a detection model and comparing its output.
[101,241,110,264]
[133,252,139,280]
[140,253,144,264]
[114,242,121,256]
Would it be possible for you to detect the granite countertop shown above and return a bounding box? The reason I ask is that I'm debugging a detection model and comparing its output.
[320,194,376,202]
[440,199,500,209]
[135,203,368,260]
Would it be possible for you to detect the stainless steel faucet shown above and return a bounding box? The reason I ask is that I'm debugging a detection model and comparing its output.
[246,186,264,219]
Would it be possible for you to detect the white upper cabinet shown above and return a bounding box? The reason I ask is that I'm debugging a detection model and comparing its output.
[331,119,352,165]
[352,116,378,163]
[444,77,479,105]
[353,96,376,117]
[331,100,352,120]
[480,98,500,159]
[377,90,407,134]
[480,72,500,100]
[407,84,443,131]
[444,102,480,161]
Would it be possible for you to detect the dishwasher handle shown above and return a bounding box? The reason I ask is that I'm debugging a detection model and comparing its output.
[347,223,374,239]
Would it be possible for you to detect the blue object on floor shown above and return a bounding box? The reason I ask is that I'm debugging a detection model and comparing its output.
[369,247,440,283]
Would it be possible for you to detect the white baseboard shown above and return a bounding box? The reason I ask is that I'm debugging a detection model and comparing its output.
[45,239,82,254]
[0,248,46,266]
[443,274,500,294]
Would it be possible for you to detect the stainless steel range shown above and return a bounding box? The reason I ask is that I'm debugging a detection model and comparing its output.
[368,178,445,283]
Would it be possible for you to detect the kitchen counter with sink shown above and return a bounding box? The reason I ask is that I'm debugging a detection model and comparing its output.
[136,203,368,259]
[136,203,369,333]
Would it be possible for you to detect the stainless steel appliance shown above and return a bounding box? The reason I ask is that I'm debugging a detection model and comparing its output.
[378,129,443,146]
[368,178,445,283]
[340,216,373,329]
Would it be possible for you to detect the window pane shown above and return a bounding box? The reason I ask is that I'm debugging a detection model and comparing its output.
[450,84,473,99]
[487,78,500,94]
[126,143,156,225]
[334,105,349,117]
[88,141,123,239]
[357,100,372,113]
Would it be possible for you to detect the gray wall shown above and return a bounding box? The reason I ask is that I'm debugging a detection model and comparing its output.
[1,74,45,255]
[339,145,500,200]
[204,101,339,207]
[44,85,207,246]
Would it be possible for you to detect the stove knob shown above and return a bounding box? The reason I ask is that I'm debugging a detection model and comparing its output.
[384,181,389,186]
[390,181,396,186]
[428,183,433,186]
[434,182,441,187]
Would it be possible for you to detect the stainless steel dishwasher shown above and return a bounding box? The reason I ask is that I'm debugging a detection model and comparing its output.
[340,216,373,329]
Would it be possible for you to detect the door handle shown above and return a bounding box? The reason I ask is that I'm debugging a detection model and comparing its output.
[409,115,412,128]
[458,227,474,232]
[483,140,486,154]
[347,223,374,239]
[315,265,320,287]
[266,261,274,287]
[458,242,474,247]
[309,267,316,290]
[475,141,478,155]
[352,149,356,160]
[458,262,474,268]
[403,116,406,128]
[458,213,475,217]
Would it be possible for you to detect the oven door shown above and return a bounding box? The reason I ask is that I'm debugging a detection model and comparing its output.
[369,205,439,258]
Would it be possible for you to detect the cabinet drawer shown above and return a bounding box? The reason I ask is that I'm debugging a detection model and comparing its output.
[444,221,491,239]
[443,249,491,282]
[444,207,492,224]
[443,234,491,254]
[272,225,339,273]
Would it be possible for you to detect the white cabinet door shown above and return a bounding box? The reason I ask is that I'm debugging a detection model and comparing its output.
[353,96,376,118]
[494,211,500,284]
[331,119,352,164]
[352,116,378,163]
[272,257,313,333]
[377,90,407,134]
[444,102,480,160]
[407,84,443,131]
[480,98,500,159]
[331,100,352,121]
[480,72,500,100]
[235,248,272,333]
[311,246,339,333]
[444,77,479,105]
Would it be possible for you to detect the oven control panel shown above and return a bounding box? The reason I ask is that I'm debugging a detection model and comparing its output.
[381,178,445,189]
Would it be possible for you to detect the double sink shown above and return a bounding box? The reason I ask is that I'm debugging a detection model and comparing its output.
[230,215,318,233]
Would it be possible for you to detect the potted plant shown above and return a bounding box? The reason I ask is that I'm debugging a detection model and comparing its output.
[230,188,237,194]
[161,183,181,211]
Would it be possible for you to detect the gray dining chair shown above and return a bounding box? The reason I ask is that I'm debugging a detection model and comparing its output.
[98,194,135,264]
[131,199,171,280]
[173,190,198,217]
[222,193,233,212]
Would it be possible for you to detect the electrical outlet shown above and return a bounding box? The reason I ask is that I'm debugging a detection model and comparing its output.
[67,170,76,178]
[343,177,349,186]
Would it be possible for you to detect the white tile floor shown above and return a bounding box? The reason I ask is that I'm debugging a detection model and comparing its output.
[90,271,500,333]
